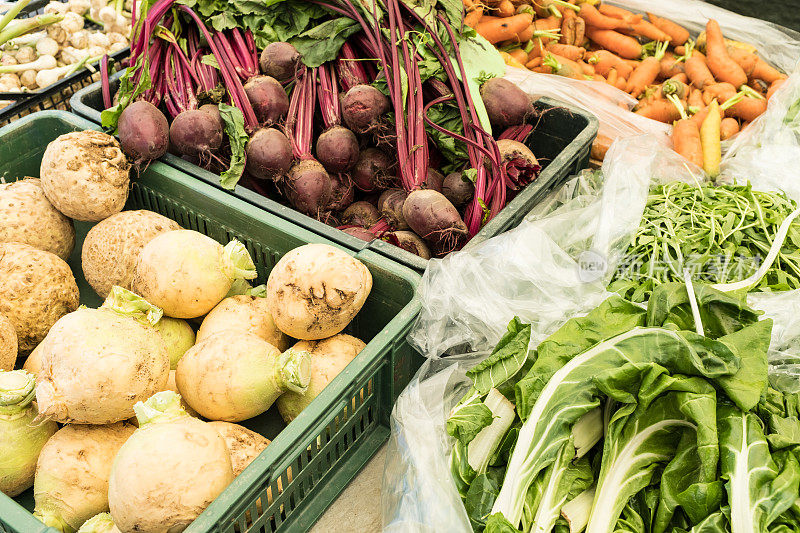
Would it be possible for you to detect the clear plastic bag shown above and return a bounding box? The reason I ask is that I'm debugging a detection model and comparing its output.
[749,290,800,394]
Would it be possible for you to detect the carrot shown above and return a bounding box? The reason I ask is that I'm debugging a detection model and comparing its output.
[597,4,642,22]
[526,56,544,69]
[542,52,585,79]
[700,99,721,177]
[528,38,546,59]
[585,49,632,79]
[475,13,534,43]
[626,41,667,97]
[561,11,585,46]
[533,16,563,44]
[497,0,515,17]
[724,46,757,77]
[660,52,685,79]
[727,96,767,122]
[705,19,748,87]
[747,78,769,97]
[606,67,618,87]
[635,97,684,122]
[615,75,628,91]
[578,4,625,30]
[620,20,672,43]
[688,88,705,110]
[673,119,703,167]
[585,27,642,59]
[546,42,585,61]
[464,6,484,28]
[720,117,739,140]
[702,82,737,106]
[674,45,686,56]
[767,78,787,100]
[751,57,786,84]
[670,73,689,84]
[515,24,535,42]
[579,60,595,75]
[507,48,529,65]
[646,13,690,46]
[685,51,715,89]
[662,78,688,99]
[591,134,613,161]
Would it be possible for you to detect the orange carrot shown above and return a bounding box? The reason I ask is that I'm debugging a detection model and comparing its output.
[751,57,786,84]
[660,52,685,79]
[516,23,536,42]
[690,105,720,127]
[720,117,740,140]
[726,96,767,122]
[528,38,546,59]
[591,134,613,161]
[475,13,533,44]
[589,73,606,82]
[705,19,748,87]
[662,78,689,99]
[597,4,642,23]
[585,27,642,59]
[685,52,715,89]
[635,97,684,122]
[725,46,758,77]
[615,75,628,91]
[673,118,703,167]
[579,60,595,75]
[620,20,672,43]
[587,49,633,78]
[508,48,529,65]
[542,53,585,79]
[647,12,690,46]
[526,56,544,69]
[688,88,705,109]
[533,15,562,44]
[578,4,625,30]
[546,42,585,61]
[741,120,751,130]
[767,78,787,100]
[464,6,484,27]
[627,57,662,97]
[606,67,618,87]
[702,82,737,106]
[497,0,515,17]
[670,73,689,84]
[561,10,585,46]
[674,45,686,56]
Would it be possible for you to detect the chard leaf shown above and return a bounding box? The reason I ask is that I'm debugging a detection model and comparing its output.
[289,17,360,68]
[689,510,729,532]
[486,512,523,533]
[467,317,531,395]
[465,467,505,531]
[446,392,493,445]
[715,319,771,411]
[217,103,249,190]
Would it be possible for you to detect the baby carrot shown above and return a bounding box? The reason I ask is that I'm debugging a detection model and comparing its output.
[646,13,690,46]
[705,19,748,87]
[585,27,642,59]
[673,118,704,167]
[700,99,722,177]
[702,82,737,106]
[546,42,585,61]
[578,3,625,30]
[476,13,533,44]
[586,49,633,78]
[720,117,739,140]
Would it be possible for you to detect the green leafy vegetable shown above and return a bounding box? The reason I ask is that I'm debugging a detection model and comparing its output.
[217,103,249,190]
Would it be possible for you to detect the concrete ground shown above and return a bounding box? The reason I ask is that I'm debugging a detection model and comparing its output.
[310,445,386,533]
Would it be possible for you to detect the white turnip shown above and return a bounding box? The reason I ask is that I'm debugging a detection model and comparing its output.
[197,293,289,351]
[33,422,135,531]
[208,421,270,477]
[35,287,170,424]
[81,210,181,299]
[176,331,310,422]
[0,243,79,353]
[21,343,42,375]
[40,131,130,222]
[108,392,234,533]
[154,317,195,369]
[277,335,366,423]
[117,101,169,163]
[266,244,372,340]
[131,231,257,319]
[0,315,16,371]
[259,42,300,81]
[162,370,198,418]
[0,178,75,260]
[0,370,58,497]
[77,513,121,533]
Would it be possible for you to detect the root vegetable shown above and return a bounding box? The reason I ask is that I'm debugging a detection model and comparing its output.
[352,148,394,192]
[33,422,135,531]
[0,178,75,260]
[0,315,16,371]
[343,227,377,241]
[285,159,333,215]
[81,210,181,299]
[154,317,195,369]
[77,513,121,533]
[35,287,170,424]
[316,125,359,173]
[259,42,300,81]
[342,201,380,228]
[378,188,410,230]
[15,46,35,63]
[244,75,289,126]
[22,344,42,375]
[277,335,366,423]
[162,370,197,417]
[197,293,290,351]
[19,69,36,89]
[341,85,390,134]
[109,392,234,533]
[246,127,292,180]
[40,130,130,222]
[480,78,531,130]
[442,172,475,207]
[0,243,79,353]
[176,331,310,421]
[386,230,432,259]
[35,37,58,57]
[266,244,372,340]
[421,169,444,192]
[208,421,270,477]
[0,370,58,497]
[131,231,257,319]
[118,101,169,163]
[496,139,541,190]
[169,109,223,158]
[402,189,469,249]
[326,173,355,212]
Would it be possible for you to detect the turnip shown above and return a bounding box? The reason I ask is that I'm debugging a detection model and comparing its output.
[154,317,195,369]
[496,139,541,190]
[244,75,289,126]
[197,293,290,351]
[208,421,270,477]
[442,171,474,207]
[176,330,310,422]
[35,287,170,424]
[266,244,372,340]
[0,243,79,353]
[33,422,135,531]
[22,343,42,375]
[285,159,333,215]
[402,189,469,250]
[316,126,359,173]
[341,85,390,134]
[259,42,300,81]
[81,210,181,299]
[0,178,75,260]
[131,231,257,319]
[0,315,16,371]
[169,109,223,158]
[162,370,198,418]
[108,392,234,533]
[40,131,130,222]
[117,100,169,163]
[77,513,121,533]
[378,188,409,230]
[0,370,58,497]
[342,227,377,242]
[277,334,366,423]
[352,148,393,192]
[480,77,532,130]
[342,201,380,228]
[245,127,292,181]
[386,230,432,259]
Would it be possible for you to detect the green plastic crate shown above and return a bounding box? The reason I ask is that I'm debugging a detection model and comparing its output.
[70,73,598,272]
[0,111,422,533]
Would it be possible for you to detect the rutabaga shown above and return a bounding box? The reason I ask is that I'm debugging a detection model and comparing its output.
[0,370,57,497]
[108,392,234,533]
[76,513,121,533]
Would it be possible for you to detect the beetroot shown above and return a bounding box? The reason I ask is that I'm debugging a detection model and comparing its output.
[342,85,390,134]
[316,126,359,173]
[480,78,531,130]
[402,189,469,251]
[442,172,475,207]
[378,188,409,230]
[352,148,393,192]
[326,173,355,211]
[342,201,380,228]
[496,139,541,190]
[245,128,292,181]
[421,169,444,192]
[259,42,301,81]
[386,231,431,259]
[285,159,333,215]
[199,104,223,129]
[342,227,377,242]
[244,75,290,125]
[169,109,223,157]
[118,100,169,163]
